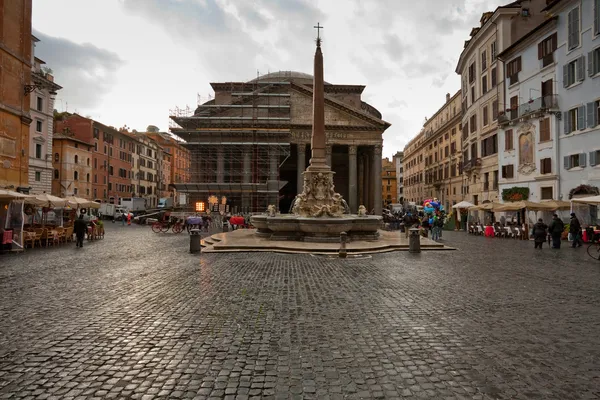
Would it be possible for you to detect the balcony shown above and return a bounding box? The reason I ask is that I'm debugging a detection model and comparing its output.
[462,158,482,173]
[498,95,559,126]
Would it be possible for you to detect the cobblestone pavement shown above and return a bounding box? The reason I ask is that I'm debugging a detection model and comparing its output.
[1,225,599,399]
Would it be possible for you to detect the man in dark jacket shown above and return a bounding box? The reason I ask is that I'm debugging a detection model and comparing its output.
[570,212,583,248]
[74,214,87,248]
[548,214,564,249]
[532,218,548,249]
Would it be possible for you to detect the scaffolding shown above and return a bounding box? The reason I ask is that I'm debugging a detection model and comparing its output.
[169,73,294,214]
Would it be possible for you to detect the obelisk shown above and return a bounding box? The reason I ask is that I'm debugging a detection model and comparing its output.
[307,25,327,170]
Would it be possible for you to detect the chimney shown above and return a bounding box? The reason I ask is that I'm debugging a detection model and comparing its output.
[446,93,451,103]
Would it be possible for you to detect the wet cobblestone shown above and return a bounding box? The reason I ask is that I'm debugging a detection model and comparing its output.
[1,224,599,399]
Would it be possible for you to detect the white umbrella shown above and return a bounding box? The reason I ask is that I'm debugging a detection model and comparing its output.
[0,189,31,200]
[452,201,475,209]
[64,196,101,209]
[25,193,75,208]
[571,195,600,205]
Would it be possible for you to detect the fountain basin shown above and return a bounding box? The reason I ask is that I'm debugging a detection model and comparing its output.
[250,214,382,243]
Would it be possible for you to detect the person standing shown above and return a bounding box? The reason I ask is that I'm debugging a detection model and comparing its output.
[570,213,583,248]
[121,212,126,226]
[548,214,565,249]
[127,212,132,226]
[74,214,87,248]
[532,218,548,249]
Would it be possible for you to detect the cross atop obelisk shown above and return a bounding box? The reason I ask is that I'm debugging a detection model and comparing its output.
[314,22,323,46]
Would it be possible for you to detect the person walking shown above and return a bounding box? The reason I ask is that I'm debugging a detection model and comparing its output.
[570,212,583,248]
[532,218,548,249]
[548,214,565,249]
[121,211,126,226]
[127,212,132,226]
[74,214,87,248]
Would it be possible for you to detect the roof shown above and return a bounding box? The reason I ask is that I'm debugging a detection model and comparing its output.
[496,16,558,59]
[247,70,331,85]
[542,0,564,12]
[54,134,94,146]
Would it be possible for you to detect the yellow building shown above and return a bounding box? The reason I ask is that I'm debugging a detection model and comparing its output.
[381,158,397,205]
[403,131,425,204]
[421,91,463,210]
[0,1,33,192]
[51,134,93,199]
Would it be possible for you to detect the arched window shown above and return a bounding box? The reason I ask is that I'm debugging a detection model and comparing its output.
[86,173,90,182]
[74,155,78,164]
[74,171,78,180]
[54,153,59,162]
[54,169,59,179]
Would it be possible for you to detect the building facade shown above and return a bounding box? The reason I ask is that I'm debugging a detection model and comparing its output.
[0,0,33,192]
[393,151,404,203]
[402,131,425,204]
[144,131,190,188]
[382,158,397,205]
[28,37,62,194]
[497,17,561,203]
[421,92,464,211]
[51,134,93,198]
[456,0,548,206]
[545,0,600,200]
[170,71,390,214]
[132,133,159,208]
[159,149,172,199]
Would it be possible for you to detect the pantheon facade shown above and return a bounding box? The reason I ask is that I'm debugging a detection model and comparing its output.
[170,71,390,214]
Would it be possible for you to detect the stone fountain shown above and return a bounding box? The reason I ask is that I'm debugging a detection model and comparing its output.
[251,30,382,243]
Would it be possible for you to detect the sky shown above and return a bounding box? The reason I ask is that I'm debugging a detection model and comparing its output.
[32,0,503,158]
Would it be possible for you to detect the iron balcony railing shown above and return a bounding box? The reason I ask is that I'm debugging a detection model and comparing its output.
[498,95,558,125]
[463,158,482,172]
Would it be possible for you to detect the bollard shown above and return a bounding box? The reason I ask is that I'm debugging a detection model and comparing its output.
[190,229,202,254]
[409,228,421,253]
[339,231,348,258]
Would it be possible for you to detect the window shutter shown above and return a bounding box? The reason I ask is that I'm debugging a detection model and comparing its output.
[596,0,600,34]
[551,33,558,52]
[563,65,569,87]
[540,159,544,174]
[580,152,587,167]
[564,156,571,170]
[590,151,598,167]
[538,42,543,60]
[578,105,586,130]
[573,8,580,48]
[589,51,595,77]
[588,102,597,128]
[577,56,585,81]
[564,111,570,134]
[568,9,574,48]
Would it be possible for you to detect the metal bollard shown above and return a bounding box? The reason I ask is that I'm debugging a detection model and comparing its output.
[409,228,421,253]
[190,229,202,254]
[339,231,348,258]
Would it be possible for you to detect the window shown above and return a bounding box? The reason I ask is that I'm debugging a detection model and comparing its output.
[541,187,553,200]
[36,120,42,132]
[596,0,600,35]
[86,173,90,182]
[507,57,522,84]
[34,171,41,181]
[470,114,477,133]
[540,158,552,174]
[481,75,488,94]
[590,149,600,166]
[54,169,59,179]
[104,145,107,154]
[491,41,497,61]
[94,142,98,152]
[540,118,551,142]
[491,67,497,87]
[568,6,580,50]
[74,171,79,180]
[471,142,478,159]
[564,56,585,87]
[93,128,99,139]
[468,62,475,83]
[36,97,43,111]
[564,153,586,169]
[35,144,42,159]
[538,33,557,67]
[54,153,59,162]
[94,174,97,183]
[471,86,475,103]
[589,47,600,77]
[481,50,487,71]
[462,121,469,139]
[483,106,489,126]
[492,100,498,121]
[481,134,497,157]
[564,106,586,133]
[74,155,78,164]
[501,164,514,179]
[109,147,113,157]
[505,129,514,151]
[109,166,114,176]
[74,188,78,195]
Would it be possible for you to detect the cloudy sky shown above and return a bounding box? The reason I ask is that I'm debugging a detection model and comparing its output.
[33,0,502,158]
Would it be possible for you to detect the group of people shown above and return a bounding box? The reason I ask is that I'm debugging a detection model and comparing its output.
[531,212,583,249]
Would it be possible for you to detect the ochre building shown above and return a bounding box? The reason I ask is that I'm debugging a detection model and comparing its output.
[381,158,397,205]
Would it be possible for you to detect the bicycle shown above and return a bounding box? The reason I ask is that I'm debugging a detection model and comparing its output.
[587,242,600,260]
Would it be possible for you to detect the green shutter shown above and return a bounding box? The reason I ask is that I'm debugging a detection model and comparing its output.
[578,105,586,130]
[590,151,598,167]
[588,102,597,128]
[573,7,580,48]
[589,52,595,77]
[595,0,600,35]
[577,56,585,81]
[564,156,571,170]
[580,153,587,168]
[564,111,570,134]
[563,64,569,87]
